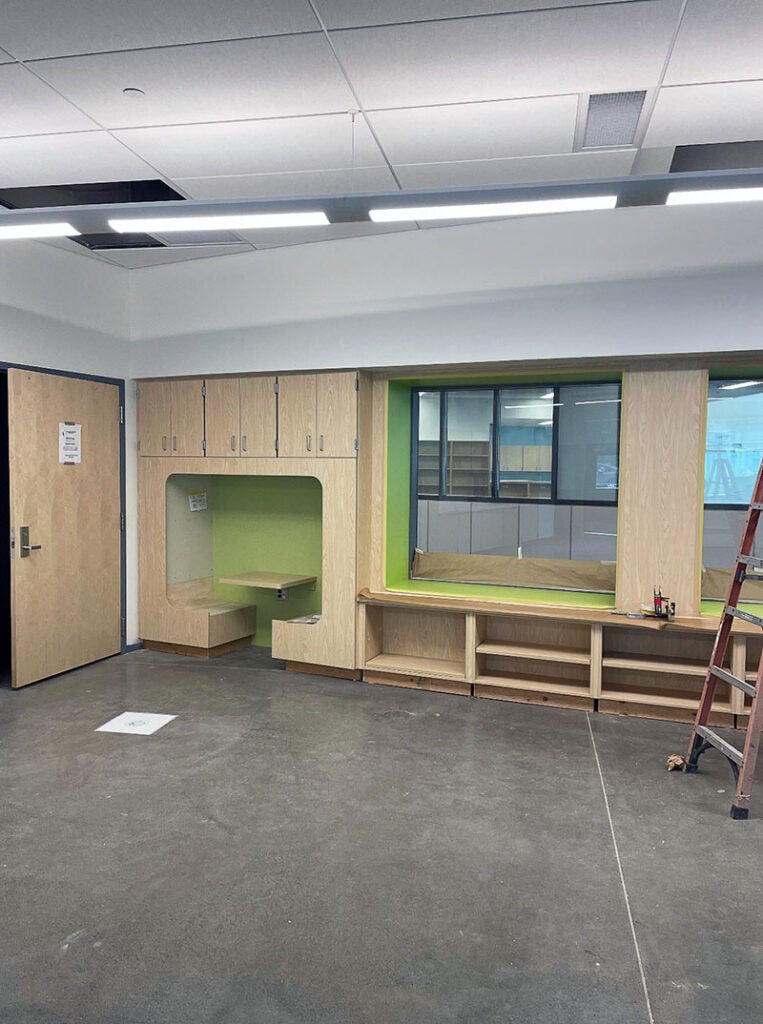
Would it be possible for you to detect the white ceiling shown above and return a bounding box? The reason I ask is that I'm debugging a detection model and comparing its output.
[0,0,760,269]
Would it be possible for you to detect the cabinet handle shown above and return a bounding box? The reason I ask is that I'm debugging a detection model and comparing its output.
[306,433,312,452]
[319,434,324,452]
[162,435,167,451]
[172,435,177,452]
[242,435,247,453]
[231,435,236,452]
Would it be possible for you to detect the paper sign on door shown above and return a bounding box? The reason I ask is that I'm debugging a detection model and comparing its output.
[59,422,82,464]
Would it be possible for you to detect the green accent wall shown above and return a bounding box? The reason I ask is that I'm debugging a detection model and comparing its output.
[211,476,322,646]
[384,374,620,608]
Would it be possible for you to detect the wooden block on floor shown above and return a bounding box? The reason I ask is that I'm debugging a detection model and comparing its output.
[474,683,594,711]
[286,661,362,681]
[142,636,252,659]
[364,669,471,696]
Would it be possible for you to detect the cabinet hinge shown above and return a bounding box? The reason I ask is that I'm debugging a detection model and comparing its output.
[201,384,206,397]
[120,512,126,532]
[354,438,359,451]
[274,379,279,394]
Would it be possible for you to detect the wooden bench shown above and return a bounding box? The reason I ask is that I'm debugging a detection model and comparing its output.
[143,577,257,658]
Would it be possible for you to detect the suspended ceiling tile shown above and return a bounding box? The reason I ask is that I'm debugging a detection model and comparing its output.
[100,244,254,269]
[319,0,634,28]
[0,64,97,137]
[394,149,637,189]
[30,36,356,129]
[665,0,763,86]
[114,114,386,178]
[330,3,679,108]
[0,131,157,188]
[243,222,416,247]
[644,81,763,147]
[367,95,577,164]
[177,166,398,200]
[0,0,319,59]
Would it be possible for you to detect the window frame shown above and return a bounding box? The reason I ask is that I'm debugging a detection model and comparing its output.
[703,376,763,512]
[411,380,622,509]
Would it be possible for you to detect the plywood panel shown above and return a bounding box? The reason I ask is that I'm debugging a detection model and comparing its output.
[204,378,240,457]
[317,371,357,458]
[616,369,707,617]
[171,379,205,456]
[356,372,376,592]
[278,373,316,457]
[9,369,121,687]
[240,375,276,457]
[137,379,171,455]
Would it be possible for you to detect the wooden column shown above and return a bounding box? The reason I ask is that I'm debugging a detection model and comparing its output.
[616,369,708,617]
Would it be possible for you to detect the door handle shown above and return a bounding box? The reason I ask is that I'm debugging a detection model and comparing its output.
[231,435,236,451]
[241,435,247,453]
[19,526,42,558]
[172,435,177,452]
[162,435,167,451]
[319,434,324,452]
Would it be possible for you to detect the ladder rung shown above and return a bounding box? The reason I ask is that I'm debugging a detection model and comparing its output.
[696,725,744,766]
[739,554,763,572]
[727,606,763,629]
[710,665,757,698]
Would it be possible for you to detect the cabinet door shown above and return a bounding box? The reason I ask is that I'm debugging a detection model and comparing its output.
[170,379,205,456]
[277,374,316,457]
[317,372,357,458]
[204,378,241,457]
[240,376,277,457]
[137,380,172,456]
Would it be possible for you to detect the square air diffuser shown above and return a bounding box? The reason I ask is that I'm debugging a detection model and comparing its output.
[583,91,646,148]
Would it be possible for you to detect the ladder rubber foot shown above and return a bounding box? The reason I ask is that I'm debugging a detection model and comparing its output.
[683,763,699,774]
[730,805,750,820]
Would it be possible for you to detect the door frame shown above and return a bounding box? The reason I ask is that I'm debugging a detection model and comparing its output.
[1,360,128,654]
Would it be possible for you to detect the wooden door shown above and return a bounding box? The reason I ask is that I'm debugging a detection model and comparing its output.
[277,374,316,457]
[170,379,205,456]
[317,372,358,458]
[204,378,240,457]
[240,376,276,457]
[8,369,121,688]
[137,379,171,455]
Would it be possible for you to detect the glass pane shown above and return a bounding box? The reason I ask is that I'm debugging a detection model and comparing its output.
[444,390,493,497]
[705,379,763,505]
[416,391,440,497]
[498,386,553,499]
[556,383,620,503]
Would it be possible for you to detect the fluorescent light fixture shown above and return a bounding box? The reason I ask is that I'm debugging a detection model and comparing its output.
[0,221,80,239]
[369,195,618,223]
[666,187,763,206]
[108,211,329,232]
[719,380,762,390]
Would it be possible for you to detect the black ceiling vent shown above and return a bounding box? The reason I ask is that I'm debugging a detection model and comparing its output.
[0,179,185,249]
[583,91,646,149]
[671,141,763,173]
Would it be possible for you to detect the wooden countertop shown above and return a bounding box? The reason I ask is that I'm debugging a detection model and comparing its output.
[219,571,317,590]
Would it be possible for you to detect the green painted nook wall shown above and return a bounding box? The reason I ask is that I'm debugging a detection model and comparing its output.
[211,476,322,646]
[383,373,620,608]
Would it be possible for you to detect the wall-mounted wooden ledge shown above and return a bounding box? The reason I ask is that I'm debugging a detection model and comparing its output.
[219,571,317,590]
[357,589,668,628]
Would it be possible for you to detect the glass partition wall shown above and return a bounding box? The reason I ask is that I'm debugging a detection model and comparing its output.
[412,382,621,592]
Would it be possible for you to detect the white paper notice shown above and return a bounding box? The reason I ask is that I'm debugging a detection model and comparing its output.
[188,490,208,512]
[59,422,81,464]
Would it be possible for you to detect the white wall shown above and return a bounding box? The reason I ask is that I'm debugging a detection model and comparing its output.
[129,202,763,377]
[0,242,138,644]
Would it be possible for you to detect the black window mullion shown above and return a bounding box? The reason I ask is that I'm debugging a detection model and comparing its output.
[439,389,448,499]
[551,384,560,503]
[492,387,501,500]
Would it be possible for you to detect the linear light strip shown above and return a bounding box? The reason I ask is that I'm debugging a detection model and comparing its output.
[666,187,763,206]
[369,195,618,223]
[108,212,330,233]
[0,221,80,239]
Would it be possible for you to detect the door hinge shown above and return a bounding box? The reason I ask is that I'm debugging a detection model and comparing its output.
[120,512,126,532]
[274,379,279,394]
[121,617,126,638]
[10,526,15,558]
[201,384,206,397]
[119,404,124,424]
[354,438,359,451]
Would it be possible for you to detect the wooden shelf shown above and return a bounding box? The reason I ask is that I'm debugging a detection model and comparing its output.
[218,570,317,589]
[475,672,589,698]
[602,654,711,676]
[600,687,732,712]
[477,640,590,665]
[364,652,465,681]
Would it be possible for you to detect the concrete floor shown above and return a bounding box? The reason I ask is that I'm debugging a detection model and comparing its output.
[1,648,762,1024]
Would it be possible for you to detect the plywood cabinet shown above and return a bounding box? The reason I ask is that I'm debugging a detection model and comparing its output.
[138,379,204,457]
[240,376,276,457]
[317,372,357,458]
[204,378,240,457]
[276,371,357,458]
